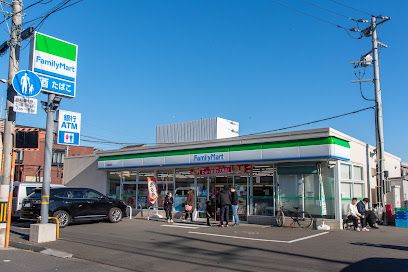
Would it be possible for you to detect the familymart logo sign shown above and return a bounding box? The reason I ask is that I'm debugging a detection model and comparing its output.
[192,153,228,163]
[30,32,78,98]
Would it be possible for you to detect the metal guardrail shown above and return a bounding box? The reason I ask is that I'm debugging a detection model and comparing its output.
[126,205,132,220]
[48,217,60,240]
[147,206,154,221]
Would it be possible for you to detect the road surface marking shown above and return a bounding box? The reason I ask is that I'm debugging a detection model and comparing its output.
[188,231,329,244]
[286,232,329,243]
[188,232,288,243]
[161,225,200,229]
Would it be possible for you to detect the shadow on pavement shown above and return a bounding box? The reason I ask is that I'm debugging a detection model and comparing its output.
[350,242,408,252]
[340,258,408,272]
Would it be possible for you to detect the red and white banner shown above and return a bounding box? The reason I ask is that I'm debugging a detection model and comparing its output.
[147,177,158,204]
[190,164,252,176]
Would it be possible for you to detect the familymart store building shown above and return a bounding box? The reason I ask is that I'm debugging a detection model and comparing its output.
[90,128,404,229]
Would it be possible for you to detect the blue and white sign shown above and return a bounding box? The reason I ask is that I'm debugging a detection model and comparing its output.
[30,32,78,98]
[12,70,41,97]
[57,110,81,146]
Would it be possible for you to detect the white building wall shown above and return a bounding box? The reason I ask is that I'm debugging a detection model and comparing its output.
[156,117,239,144]
[63,155,108,194]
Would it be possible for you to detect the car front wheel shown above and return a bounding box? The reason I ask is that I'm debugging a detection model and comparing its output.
[108,207,123,223]
[53,210,71,228]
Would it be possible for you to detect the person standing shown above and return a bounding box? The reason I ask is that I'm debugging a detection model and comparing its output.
[164,192,174,223]
[205,200,213,226]
[230,187,240,226]
[185,189,195,222]
[217,185,232,227]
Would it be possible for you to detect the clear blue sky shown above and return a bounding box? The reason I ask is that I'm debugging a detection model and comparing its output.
[1,0,407,161]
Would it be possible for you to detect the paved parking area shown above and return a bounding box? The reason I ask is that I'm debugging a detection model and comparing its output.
[9,219,408,272]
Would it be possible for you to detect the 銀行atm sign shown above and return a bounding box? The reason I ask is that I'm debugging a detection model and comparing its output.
[57,110,81,146]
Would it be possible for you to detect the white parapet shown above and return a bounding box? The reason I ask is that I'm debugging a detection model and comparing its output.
[29,223,57,243]
[0,223,6,248]
[0,185,9,202]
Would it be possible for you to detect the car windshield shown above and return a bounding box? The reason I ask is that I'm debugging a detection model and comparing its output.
[27,188,42,199]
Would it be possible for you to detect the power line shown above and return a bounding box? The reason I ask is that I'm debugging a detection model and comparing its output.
[300,0,354,21]
[0,0,53,26]
[271,0,351,31]
[244,106,374,136]
[328,0,372,16]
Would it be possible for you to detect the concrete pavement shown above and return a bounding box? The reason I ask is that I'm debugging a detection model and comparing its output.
[7,219,408,272]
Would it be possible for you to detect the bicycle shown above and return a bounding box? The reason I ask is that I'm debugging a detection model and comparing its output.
[276,206,313,229]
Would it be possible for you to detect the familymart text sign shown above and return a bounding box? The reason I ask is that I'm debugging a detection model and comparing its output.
[30,32,78,98]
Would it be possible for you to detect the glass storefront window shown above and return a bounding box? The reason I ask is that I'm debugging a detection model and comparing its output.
[252,176,273,216]
[353,166,363,181]
[341,164,352,180]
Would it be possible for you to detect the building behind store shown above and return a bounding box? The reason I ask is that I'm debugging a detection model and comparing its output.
[0,120,95,184]
[63,125,404,229]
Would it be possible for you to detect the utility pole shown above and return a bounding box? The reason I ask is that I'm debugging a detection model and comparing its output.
[0,0,22,204]
[351,16,390,209]
[371,16,386,207]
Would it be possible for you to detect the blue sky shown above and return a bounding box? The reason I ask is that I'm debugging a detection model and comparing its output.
[1,0,407,161]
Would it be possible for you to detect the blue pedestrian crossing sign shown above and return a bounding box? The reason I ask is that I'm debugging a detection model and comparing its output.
[12,70,42,97]
[57,110,81,146]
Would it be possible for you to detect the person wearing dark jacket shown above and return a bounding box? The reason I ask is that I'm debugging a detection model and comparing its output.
[205,200,213,226]
[217,185,232,227]
[164,192,174,223]
[230,187,239,226]
[357,198,378,229]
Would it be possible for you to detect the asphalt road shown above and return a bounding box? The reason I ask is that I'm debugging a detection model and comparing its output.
[8,219,408,272]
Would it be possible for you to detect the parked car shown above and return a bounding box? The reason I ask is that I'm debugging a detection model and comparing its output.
[12,182,65,218]
[20,187,128,227]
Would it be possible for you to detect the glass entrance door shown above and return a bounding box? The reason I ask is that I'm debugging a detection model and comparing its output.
[207,175,248,222]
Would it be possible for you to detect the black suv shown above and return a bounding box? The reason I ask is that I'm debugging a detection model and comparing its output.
[20,187,128,227]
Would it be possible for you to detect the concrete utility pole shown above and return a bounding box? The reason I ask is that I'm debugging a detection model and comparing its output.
[352,16,390,208]
[0,0,22,203]
[371,16,386,206]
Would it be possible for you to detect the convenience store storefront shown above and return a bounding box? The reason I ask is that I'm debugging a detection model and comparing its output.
[97,129,351,226]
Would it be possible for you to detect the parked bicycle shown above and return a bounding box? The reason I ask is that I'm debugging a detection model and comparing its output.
[276,206,313,228]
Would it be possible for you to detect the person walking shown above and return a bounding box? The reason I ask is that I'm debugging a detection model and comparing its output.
[164,192,174,223]
[217,185,232,227]
[185,189,195,222]
[230,187,240,226]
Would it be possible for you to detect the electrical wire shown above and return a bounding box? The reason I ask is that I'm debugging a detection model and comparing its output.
[328,0,373,17]
[271,0,351,31]
[244,106,375,136]
[0,0,53,26]
[300,0,354,21]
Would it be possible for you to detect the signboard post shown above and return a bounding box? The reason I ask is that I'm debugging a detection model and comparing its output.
[57,110,81,146]
[30,32,78,98]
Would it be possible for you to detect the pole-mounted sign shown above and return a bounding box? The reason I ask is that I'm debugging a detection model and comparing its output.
[57,110,81,146]
[12,70,41,114]
[29,32,78,98]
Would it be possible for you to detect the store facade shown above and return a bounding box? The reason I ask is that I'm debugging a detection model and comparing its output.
[96,128,353,227]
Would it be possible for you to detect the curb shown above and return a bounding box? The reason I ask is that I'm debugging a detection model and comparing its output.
[10,240,73,258]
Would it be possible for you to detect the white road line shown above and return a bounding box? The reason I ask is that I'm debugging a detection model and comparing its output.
[188,231,288,243]
[173,223,209,228]
[161,225,200,229]
[188,231,330,244]
[287,232,329,243]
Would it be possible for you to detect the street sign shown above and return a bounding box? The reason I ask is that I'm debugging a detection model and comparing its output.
[13,96,38,114]
[57,110,81,146]
[30,32,78,98]
[12,70,41,97]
